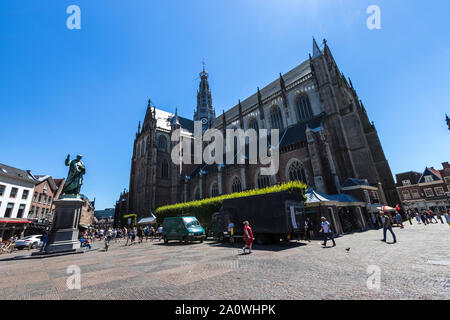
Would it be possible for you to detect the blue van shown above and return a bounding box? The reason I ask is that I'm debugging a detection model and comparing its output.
[162,216,206,244]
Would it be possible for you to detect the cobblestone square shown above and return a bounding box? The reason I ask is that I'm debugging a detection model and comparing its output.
[0,223,448,300]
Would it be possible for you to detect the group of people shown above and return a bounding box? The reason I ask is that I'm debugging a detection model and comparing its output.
[373,208,450,244]
[78,225,165,250]
[407,209,450,226]
[77,207,450,254]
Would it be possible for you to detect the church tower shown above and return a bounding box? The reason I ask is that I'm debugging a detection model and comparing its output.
[194,65,216,132]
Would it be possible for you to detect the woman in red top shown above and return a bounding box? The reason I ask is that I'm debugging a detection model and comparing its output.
[243,221,254,254]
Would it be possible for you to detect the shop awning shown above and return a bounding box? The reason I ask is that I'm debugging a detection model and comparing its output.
[367,204,396,213]
[0,219,31,224]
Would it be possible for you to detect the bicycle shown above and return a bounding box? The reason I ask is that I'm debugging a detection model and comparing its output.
[0,241,15,254]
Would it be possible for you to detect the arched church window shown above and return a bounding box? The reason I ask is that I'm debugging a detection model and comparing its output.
[158,135,167,151]
[247,117,259,143]
[270,106,284,131]
[211,183,219,197]
[161,160,169,178]
[295,95,313,123]
[257,173,271,189]
[248,117,259,132]
[231,177,242,193]
[288,161,307,184]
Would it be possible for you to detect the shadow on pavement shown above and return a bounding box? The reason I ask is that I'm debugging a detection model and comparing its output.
[206,240,307,252]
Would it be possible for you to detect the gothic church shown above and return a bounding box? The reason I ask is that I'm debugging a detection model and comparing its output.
[126,39,400,218]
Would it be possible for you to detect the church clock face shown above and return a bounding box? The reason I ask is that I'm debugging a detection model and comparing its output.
[201,118,208,125]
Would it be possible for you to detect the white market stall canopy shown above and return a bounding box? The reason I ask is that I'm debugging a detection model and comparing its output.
[136,213,157,225]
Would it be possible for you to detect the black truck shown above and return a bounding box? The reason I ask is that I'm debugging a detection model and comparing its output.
[211,191,306,244]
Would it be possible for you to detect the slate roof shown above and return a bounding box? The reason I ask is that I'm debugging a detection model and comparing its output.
[0,163,37,184]
[212,59,312,127]
[341,178,370,188]
[418,167,443,183]
[34,175,57,191]
[278,115,324,148]
[154,108,194,134]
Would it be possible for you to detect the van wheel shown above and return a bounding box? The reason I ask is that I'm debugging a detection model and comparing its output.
[183,237,189,245]
[200,238,204,243]
[163,236,168,244]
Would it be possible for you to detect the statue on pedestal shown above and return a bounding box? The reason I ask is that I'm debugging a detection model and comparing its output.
[62,154,86,196]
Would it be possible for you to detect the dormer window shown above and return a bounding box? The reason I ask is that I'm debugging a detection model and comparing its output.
[424,175,433,183]
[402,180,411,186]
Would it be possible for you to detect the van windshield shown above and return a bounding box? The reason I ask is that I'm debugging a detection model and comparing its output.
[185,220,200,228]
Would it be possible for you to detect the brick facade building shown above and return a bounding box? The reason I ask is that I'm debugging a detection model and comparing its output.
[125,39,400,222]
[29,176,59,223]
[396,162,450,212]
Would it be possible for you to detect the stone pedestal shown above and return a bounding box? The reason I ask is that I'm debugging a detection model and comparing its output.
[44,197,83,254]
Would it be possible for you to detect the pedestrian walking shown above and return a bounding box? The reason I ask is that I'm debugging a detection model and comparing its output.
[303,217,313,242]
[428,210,439,224]
[131,227,137,244]
[395,211,404,229]
[436,211,444,224]
[406,210,413,225]
[414,210,421,224]
[137,227,143,244]
[126,229,132,246]
[320,217,336,247]
[228,221,235,243]
[380,211,397,243]
[150,226,155,241]
[445,211,450,226]
[242,221,254,254]
[144,226,150,241]
[420,211,428,225]
[40,229,48,253]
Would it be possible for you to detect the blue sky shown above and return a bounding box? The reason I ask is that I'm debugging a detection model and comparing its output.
[1,0,449,210]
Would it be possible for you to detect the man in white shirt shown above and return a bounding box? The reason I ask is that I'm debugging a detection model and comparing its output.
[320,217,336,247]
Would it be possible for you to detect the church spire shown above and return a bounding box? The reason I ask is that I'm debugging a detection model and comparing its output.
[194,62,216,131]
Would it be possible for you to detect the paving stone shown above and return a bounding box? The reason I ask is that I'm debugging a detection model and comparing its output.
[0,223,448,299]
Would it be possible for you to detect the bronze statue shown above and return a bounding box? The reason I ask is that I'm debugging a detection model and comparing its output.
[62,154,86,195]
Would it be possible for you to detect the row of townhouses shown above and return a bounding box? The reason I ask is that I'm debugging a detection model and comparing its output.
[396,162,450,213]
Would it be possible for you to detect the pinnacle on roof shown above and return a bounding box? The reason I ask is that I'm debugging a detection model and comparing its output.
[312,37,322,59]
